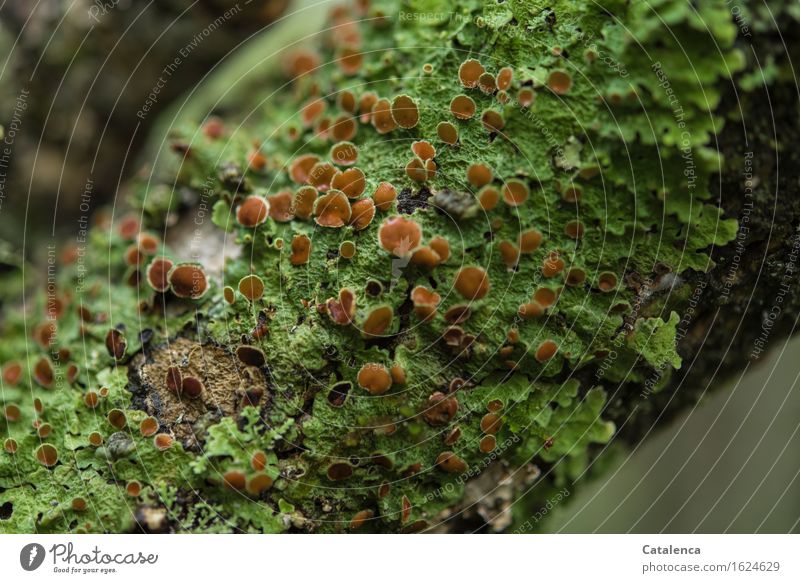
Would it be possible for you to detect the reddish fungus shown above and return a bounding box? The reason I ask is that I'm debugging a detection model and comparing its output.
[290,234,312,265]
[2,362,22,386]
[107,409,127,430]
[236,195,270,228]
[481,109,505,133]
[314,190,352,227]
[372,181,397,211]
[444,305,472,325]
[478,72,497,94]
[480,412,503,435]
[307,161,337,191]
[411,246,441,269]
[289,154,320,184]
[479,435,497,453]
[436,121,459,145]
[548,70,573,95]
[450,95,476,120]
[535,340,559,363]
[454,266,490,300]
[3,404,20,422]
[361,305,393,337]
[519,229,543,253]
[145,257,173,293]
[331,115,358,142]
[562,184,583,203]
[223,470,247,491]
[498,240,520,268]
[327,462,353,481]
[267,191,295,223]
[378,216,422,257]
[223,286,236,304]
[502,179,529,206]
[390,364,406,385]
[339,241,356,259]
[168,263,209,299]
[337,90,357,113]
[126,481,142,497]
[105,329,127,360]
[83,391,99,409]
[236,345,266,367]
[331,167,366,198]
[429,236,451,262]
[371,98,397,134]
[566,267,587,286]
[294,186,318,220]
[411,286,441,321]
[337,46,363,75]
[89,432,103,447]
[411,140,436,161]
[358,91,378,123]
[330,140,358,165]
[467,163,493,188]
[391,94,420,128]
[3,438,17,454]
[140,417,158,437]
[118,215,140,240]
[153,434,174,451]
[533,287,558,308]
[458,58,485,88]
[203,117,225,139]
[35,444,59,467]
[496,67,513,90]
[598,272,618,292]
[518,87,535,108]
[238,274,265,301]
[565,220,585,239]
[518,302,544,319]
[479,186,500,211]
[542,252,566,278]
[33,357,54,388]
[181,377,204,399]
[436,451,467,473]
[247,473,274,495]
[357,364,392,395]
[350,509,374,530]
[423,392,458,426]
[165,366,182,395]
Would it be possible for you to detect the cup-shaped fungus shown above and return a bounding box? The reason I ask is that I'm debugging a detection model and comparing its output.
[423,392,458,426]
[562,184,582,203]
[181,377,204,398]
[327,462,353,481]
[223,470,247,490]
[238,274,264,301]
[236,195,270,228]
[358,91,378,123]
[357,363,392,395]
[454,266,490,300]
[168,263,209,299]
[314,190,352,227]
[294,186,317,220]
[105,329,127,360]
[330,140,358,165]
[411,140,436,161]
[598,271,618,292]
[331,116,358,143]
[479,186,500,210]
[391,94,420,128]
[450,95,476,120]
[444,305,471,325]
[478,72,497,94]
[481,109,505,133]
[533,287,558,308]
[566,267,587,286]
[153,434,174,451]
[467,163,493,188]
[331,167,366,198]
[165,366,182,395]
[33,357,54,388]
[378,216,422,257]
[267,191,294,222]
[519,229,543,253]
[502,179,530,206]
[371,98,397,134]
[290,234,312,265]
[518,302,544,319]
[411,246,441,269]
[307,161,337,191]
[565,220,585,239]
[327,288,356,325]
[480,412,503,434]
[436,121,459,145]
[236,345,266,367]
[35,444,59,467]
[535,339,559,363]
[2,362,22,386]
[247,473,274,495]
[548,70,573,95]
[496,67,513,90]
[350,198,376,231]
[435,451,467,473]
[411,286,441,321]
[542,252,565,277]
[289,154,320,184]
[498,240,520,268]
[361,305,393,337]
[139,417,159,437]
[372,181,397,211]
[458,58,484,88]
[337,46,363,76]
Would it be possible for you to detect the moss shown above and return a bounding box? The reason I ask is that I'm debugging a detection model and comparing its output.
[0,0,792,533]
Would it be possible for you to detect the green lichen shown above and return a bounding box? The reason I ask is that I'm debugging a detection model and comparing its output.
[0,0,782,533]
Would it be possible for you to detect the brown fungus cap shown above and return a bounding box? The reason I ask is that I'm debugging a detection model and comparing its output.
[168,263,209,299]
[454,266,490,300]
[236,195,270,228]
[314,190,352,227]
[378,216,422,257]
[372,181,397,211]
[357,363,392,395]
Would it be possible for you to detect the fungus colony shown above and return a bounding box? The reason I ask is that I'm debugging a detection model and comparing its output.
[0,0,742,533]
